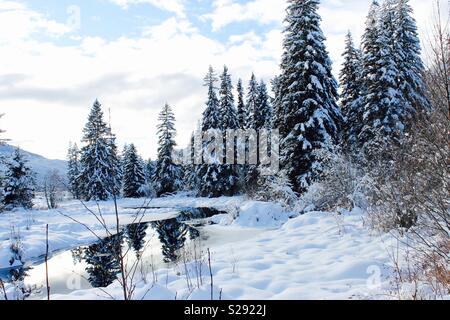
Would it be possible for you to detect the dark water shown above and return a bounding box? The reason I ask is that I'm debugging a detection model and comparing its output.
[0,207,224,297]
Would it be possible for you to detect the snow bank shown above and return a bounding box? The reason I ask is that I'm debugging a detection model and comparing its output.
[50,283,175,300]
[233,201,289,228]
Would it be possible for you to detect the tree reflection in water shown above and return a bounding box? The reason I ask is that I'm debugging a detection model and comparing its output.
[83,233,122,288]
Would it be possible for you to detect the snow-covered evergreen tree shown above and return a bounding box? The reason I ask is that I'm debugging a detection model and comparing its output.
[236,79,247,129]
[277,0,342,193]
[394,0,430,112]
[122,143,146,198]
[218,66,239,195]
[359,0,381,149]
[153,103,182,197]
[201,66,221,131]
[246,74,259,128]
[79,100,121,201]
[219,66,239,130]
[106,133,122,197]
[246,80,273,193]
[196,67,227,197]
[144,159,155,184]
[339,31,364,151]
[255,80,272,129]
[271,75,283,131]
[359,0,408,155]
[240,74,260,191]
[67,143,82,199]
[183,132,198,192]
[140,158,156,197]
[2,148,35,210]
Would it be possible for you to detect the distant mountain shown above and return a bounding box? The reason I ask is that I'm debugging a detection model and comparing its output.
[0,144,67,186]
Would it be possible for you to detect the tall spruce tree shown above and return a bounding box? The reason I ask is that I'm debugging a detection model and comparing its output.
[2,148,35,210]
[271,76,283,130]
[106,132,122,197]
[241,74,260,191]
[246,74,259,128]
[236,79,247,129]
[255,80,272,129]
[277,0,342,193]
[339,31,364,151]
[246,80,273,191]
[153,103,182,197]
[218,66,239,195]
[196,67,226,197]
[219,66,239,130]
[202,66,221,130]
[394,0,430,112]
[79,100,121,201]
[359,0,407,154]
[183,132,198,192]
[122,143,146,198]
[67,143,82,199]
[145,159,155,183]
[143,158,156,196]
[359,0,380,149]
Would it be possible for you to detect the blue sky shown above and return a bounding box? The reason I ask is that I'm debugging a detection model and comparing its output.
[0,0,447,160]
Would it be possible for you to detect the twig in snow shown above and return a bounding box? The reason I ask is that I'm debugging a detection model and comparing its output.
[0,279,8,300]
[55,210,103,242]
[45,224,50,300]
[207,248,213,300]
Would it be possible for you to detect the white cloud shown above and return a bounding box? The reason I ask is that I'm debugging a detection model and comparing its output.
[0,8,280,160]
[203,0,286,31]
[107,0,186,17]
[0,0,72,43]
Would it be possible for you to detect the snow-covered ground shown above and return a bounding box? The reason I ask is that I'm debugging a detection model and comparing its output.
[0,195,401,300]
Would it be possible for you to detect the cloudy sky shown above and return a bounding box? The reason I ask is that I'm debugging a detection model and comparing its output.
[0,0,447,160]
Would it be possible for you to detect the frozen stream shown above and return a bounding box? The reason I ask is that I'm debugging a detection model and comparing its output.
[0,206,263,300]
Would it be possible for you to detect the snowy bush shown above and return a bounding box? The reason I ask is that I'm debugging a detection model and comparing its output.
[253,170,298,211]
[2,148,35,210]
[233,201,288,228]
[296,147,364,214]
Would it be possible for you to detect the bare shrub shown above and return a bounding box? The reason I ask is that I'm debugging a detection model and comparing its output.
[43,170,64,209]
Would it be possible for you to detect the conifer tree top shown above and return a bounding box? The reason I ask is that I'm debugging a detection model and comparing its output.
[83,100,109,142]
[202,66,221,131]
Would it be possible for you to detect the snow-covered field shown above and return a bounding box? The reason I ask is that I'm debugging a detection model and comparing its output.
[0,195,401,300]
